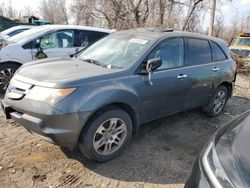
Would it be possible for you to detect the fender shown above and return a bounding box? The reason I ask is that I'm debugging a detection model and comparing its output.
[55,79,141,122]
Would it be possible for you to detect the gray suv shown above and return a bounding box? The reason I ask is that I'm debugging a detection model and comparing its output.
[1,28,236,162]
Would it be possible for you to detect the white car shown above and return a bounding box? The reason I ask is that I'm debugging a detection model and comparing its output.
[0,25,35,40]
[0,25,114,92]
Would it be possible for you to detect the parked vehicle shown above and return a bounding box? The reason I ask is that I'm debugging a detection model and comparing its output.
[1,28,236,162]
[0,25,34,53]
[0,25,114,92]
[185,111,250,188]
[0,25,34,40]
[230,33,250,72]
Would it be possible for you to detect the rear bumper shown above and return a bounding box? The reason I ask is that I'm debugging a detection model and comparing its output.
[1,99,90,149]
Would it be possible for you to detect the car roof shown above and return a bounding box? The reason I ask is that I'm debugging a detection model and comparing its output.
[8,25,115,44]
[1,25,35,35]
[117,28,226,45]
[36,25,115,34]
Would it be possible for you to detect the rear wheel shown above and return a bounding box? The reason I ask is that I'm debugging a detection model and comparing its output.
[203,85,229,117]
[79,108,133,162]
[0,63,20,93]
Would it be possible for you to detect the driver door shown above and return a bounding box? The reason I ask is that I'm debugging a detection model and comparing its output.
[139,37,193,122]
[40,30,76,58]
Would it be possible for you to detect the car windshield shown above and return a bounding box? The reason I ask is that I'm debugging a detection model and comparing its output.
[78,34,152,69]
[8,27,48,43]
[232,38,250,46]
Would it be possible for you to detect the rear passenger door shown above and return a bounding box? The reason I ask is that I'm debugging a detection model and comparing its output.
[209,41,229,87]
[183,38,216,108]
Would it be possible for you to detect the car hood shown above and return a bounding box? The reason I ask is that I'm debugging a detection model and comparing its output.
[215,112,250,187]
[15,57,118,88]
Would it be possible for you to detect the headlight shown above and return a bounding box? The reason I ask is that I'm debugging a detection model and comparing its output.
[25,86,76,105]
[202,142,234,188]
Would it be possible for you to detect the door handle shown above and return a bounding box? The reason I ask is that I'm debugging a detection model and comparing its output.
[212,67,220,71]
[177,74,188,79]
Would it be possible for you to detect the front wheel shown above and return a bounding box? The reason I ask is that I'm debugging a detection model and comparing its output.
[203,85,229,117]
[79,108,133,162]
[0,63,20,93]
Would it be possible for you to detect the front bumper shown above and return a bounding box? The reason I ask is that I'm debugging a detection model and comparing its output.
[185,159,211,188]
[1,98,90,149]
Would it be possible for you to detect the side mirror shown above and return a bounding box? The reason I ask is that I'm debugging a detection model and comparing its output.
[35,39,40,48]
[146,58,162,73]
[146,58,162,85]
[36,51,47,59]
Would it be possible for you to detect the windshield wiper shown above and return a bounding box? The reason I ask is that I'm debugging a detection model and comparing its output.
[81,58,107,68]
[80,58,123,69]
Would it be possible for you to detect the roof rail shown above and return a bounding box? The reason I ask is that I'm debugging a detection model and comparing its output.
[144,28,174,32]
[162,29,174,32]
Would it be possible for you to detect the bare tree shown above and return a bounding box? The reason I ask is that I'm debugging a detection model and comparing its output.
[71,0,95,25]
[23,6,33,17]
[57,0,69,24]
[40,0,69,24]
[6,0,17,18]
[0,2,6,16]
[213,14,224,37]
[182,0,204,31]
[127,0,150,27]
[93,0,127,29]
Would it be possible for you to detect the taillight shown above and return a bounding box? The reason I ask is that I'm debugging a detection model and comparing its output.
[233,61,237,71]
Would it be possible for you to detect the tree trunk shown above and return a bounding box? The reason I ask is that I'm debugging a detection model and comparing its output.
[208,0,216,36]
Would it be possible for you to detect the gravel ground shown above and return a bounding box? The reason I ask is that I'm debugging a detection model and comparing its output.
[0,74,249,188]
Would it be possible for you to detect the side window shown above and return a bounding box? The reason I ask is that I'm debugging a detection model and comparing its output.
[145,38,184,70]
[75,30,108,47]
[22,40,36,49]
[186,38,212,66]
[40,30,73,49]
[211,41,227,62]
[87,31,107,44]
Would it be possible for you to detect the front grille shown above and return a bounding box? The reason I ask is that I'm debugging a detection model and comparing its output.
[230,49,250,58]
[7,79,33,100]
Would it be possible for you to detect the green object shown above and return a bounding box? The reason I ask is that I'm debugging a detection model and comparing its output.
[0,16,20,31]
[0,16,51,32]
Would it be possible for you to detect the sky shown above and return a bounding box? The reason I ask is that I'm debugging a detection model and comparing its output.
[1,0,250,26]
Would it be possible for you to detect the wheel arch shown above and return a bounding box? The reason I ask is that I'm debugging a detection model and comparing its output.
[78,102,139,144]
[0,61,23,67]
[217,81,233,98]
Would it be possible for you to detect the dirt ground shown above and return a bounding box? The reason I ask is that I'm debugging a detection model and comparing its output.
[0,74,250,188]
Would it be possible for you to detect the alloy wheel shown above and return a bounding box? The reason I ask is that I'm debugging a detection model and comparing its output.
[93,118,127,155]
[213,90,226,114]
[0,68,16,90]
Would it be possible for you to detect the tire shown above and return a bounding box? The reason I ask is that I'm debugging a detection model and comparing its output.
[79,108,133,162]
[203,85,229,117]
[0,62,21,93]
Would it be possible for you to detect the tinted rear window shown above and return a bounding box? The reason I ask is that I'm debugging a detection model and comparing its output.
[211,41,227,62]
[74,30,108,47]
[22,40,36,49]
[186,38,212,66]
